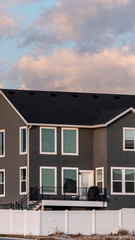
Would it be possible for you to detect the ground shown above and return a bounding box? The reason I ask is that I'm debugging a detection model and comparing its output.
[2,233,135,240]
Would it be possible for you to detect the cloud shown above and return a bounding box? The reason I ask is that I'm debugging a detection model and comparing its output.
[19,0,135,53]
[0,2,16,37]
[9,47,135,94]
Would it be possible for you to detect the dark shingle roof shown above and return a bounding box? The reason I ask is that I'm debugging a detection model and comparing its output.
[1,89,135,126]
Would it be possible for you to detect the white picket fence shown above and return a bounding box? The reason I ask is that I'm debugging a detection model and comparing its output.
[0,209,135,236]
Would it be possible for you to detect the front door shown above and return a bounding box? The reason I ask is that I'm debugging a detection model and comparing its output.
[79,171,94,200]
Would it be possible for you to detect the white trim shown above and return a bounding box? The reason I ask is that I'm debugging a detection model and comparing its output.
[0,90,28,125]
[61,128,79,155]
[0,169,5,197]
[62,167,79,195]
[19,127,27,155]
[111,167,135,195]
[40,166,57,195]
[96,167,104,194]
[29,122,105,129]
[105,107,135,126]
[123,127,135,151]
[20,167,27,195]
[41,199,107,208]
[0,130,5,158]
[40,127,57,155]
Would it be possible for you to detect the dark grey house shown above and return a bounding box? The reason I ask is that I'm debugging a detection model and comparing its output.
[1,89,135,210]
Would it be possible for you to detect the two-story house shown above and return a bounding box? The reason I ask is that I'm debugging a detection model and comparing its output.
[0,89,135,210]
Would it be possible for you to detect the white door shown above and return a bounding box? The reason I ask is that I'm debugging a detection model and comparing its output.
[79,171,94,200]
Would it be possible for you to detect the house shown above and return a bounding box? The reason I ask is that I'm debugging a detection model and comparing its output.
[1,89,135,210]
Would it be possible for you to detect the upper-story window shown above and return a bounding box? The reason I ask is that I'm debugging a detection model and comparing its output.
[0,130,5,157]
[20,127,27,154]
[123,128,135,151]
[40,127,57,154]
[111,167,135,195]
[62,128,78,155]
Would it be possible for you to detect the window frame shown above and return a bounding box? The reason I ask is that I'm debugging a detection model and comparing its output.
[62,167,78,195]
[40,127,57,155]
[123,127,135,151]
[0,130,5,158]
[40,166,57,195]
[96,167,104,194]
[111,167,135,195]
[61,128,78,155]
[19,127,27,155]
[0,169,5,197]
[20,167,27,195]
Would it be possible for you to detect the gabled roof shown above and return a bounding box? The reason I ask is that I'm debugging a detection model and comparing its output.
[1,89,135,127]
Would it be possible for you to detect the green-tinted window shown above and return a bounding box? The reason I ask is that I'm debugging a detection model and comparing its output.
[20,128,27,153]
[63,129,77,154]
[0,131,4,156]
[42,168,56,193]
[41,128,55,153]
[63,169,77,194]
[125,129,135,149]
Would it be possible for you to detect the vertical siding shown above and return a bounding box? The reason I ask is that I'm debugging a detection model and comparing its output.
[0,95,27,205]
[29,127,93,190]
[107,112,135,209]
[93,128,107,188]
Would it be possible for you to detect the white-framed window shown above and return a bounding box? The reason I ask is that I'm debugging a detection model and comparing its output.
[111,167,135,195]
[40,127,57,154]
[0,169,5,197]
[62,128,78,155]
[20,127,27,154]
[20,167,27,194]
[123,128,135,151]
[96,167,104,193]
[62,167,78,195]
[40,167,57,194]
[0,130,5,157]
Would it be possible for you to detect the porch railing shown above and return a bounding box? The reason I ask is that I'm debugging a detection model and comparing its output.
[10,186,107,210]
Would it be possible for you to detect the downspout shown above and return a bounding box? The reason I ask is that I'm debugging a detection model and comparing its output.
[27,125,32,203]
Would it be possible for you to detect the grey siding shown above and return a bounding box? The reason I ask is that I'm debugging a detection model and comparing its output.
[107,112,135,209]
[0,95,27,205]
[93,128,107,188]
[29,127,93,190]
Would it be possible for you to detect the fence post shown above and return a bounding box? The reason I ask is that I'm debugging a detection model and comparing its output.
[65,210,69,234]
[38,210,41,236]
[24,210,27,236]
[119,209,123,229]
[9,209,12,234]
[92,209,96,234]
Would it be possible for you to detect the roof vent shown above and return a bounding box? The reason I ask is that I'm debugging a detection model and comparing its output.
[92,94,99,99]
[8,90,15,95]
[113,95,120,99]
[72,94,78,98]
[50,92,57,97]
[28,91,35,96]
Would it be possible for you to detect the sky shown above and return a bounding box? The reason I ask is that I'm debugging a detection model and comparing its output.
[1,0,135,94]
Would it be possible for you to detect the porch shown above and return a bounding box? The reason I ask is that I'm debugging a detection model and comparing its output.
[11,186,108,210]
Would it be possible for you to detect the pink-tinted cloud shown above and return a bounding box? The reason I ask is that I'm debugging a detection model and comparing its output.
[9,47,135,94]
[20,0,135,52]
[0,2,16,36]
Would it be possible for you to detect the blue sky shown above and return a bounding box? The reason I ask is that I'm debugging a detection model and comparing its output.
[1,0,135,93]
